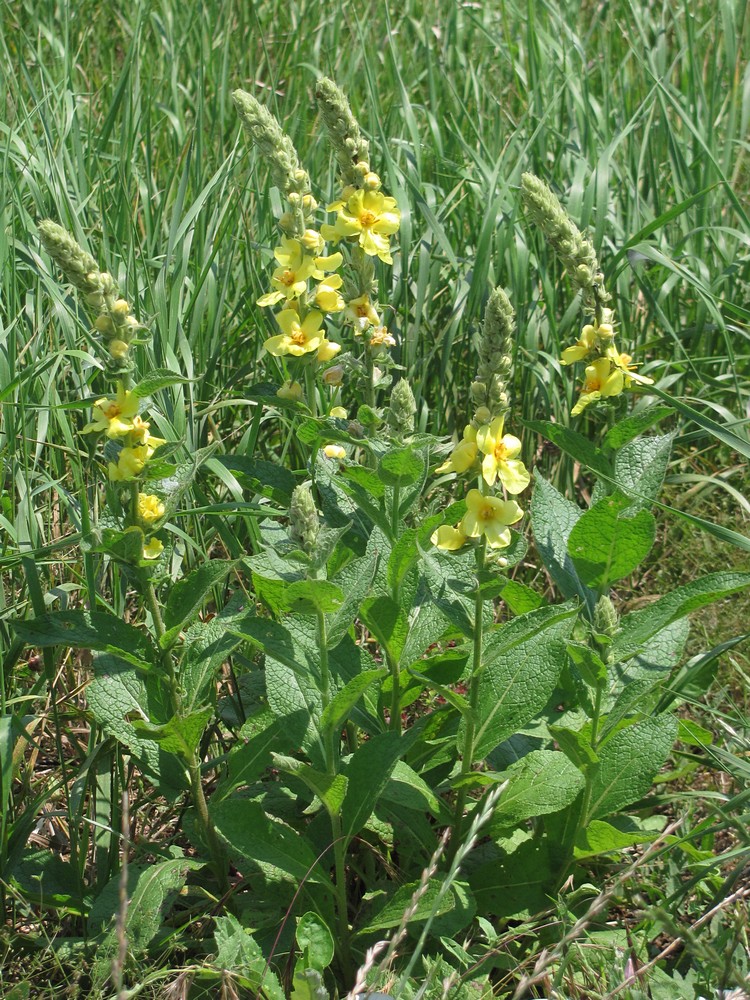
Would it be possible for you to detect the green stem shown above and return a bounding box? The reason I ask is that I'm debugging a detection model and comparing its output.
[315,606,352,973]
[304,363,318,419]
[452,538,487,847]
[143,579,228,891]
[390,483,401,540]
[387,651,401,734]
[364,347,376,410]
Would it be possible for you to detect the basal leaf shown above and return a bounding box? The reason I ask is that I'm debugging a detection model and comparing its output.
[12,610,156,668]
[487,750,585,835]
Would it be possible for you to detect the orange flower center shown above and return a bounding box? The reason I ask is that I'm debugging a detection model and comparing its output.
[291,329,307,346]
[355,304,370,317]
[103,401,122,418]
[359,210,377,227]
[280,270,296,286]
[493,442,509,462]
[479,504,496,522]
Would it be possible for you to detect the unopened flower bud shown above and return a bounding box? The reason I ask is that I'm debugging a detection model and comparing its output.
[364,172,381,190]
[112,299,131,319]
[301,229,324,253]
[288,192,301,206]
[323,444,346,459]
[302,194,318,213]
[277,380,304,402]
[330,406,347,419]
[109,339,130,359]
[474,406,491,424]
[95,314,114,334]
[323,365,344,386]
[317,340,341,362]
[354,161,370,176]
[289,483,320,554]
[279,211,296,232]
[594,595,619,639]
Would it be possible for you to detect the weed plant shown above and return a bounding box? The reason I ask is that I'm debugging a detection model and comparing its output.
[1,1,749,998]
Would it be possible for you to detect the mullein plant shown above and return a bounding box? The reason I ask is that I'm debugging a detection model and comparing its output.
[35,221,230,895]
[429,288,531,838]
[233,79,401,432]
[520,173,654,415]
[38,221,167,556]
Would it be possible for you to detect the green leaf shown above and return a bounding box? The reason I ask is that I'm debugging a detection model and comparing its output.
[12,849,85,910]
[131,707,212,760]
[90,855,202,953]
[611,572,750,663]
[360,595,409,662]
[472,605,577,759]
[611,618,690,693]
[296,912,335,971]
[341,465,386,500]
[588,714,678,819]
[377,447,424,487]
[320,669,388,737]
[549,724,599,768]
[326,551,379,649]
[341,730,419,842]
[574,818,658,859]
[180,592,249,712]
[214,709,308,800]
[215,456,296,503]
[213,915,285,1000]
[291,968,328,1000]
[132,368,192,397]
[524,419,613,478]
[381,760,446,819]
[567,642,607,687]
[567,492,656,589]
[603,405,673,451]
[468,839,552,919]
[388,528,419,594]
[359,879,457,933]
[613,433,674,510]
[487,750,585,834]
[281,580,344,614]
[161,560,236,647]
[230,613,307,675]
[530,472,595,608]
[12,610,156,669]
[86,655,188,796]
[272,755,349,816]
[500,579,547,615]
[210,799,332,894]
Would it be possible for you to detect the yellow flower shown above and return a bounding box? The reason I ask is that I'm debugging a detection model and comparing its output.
[108,446,147,481]
[143,538,164,560]
[128,416,165,452]
[369,325,396,348]
[317,340,341,362]
[606,346,655,386]
[346,294,380,331]
[430,524,468,551]
[257,255,316,307]
[330,406,348,419]
[571,358,625,416]
[435,425,478,475]
[476,415,530,494]
[83,384,139,438]
[314,277,345,313]
[460,489,523,549]
[264,309,326,357]
[138,493,165,524]
[311,252,343,280]
[561,323,598,365]
[323,444,346,459]
[321,189,401,264]
[277,380,304,401]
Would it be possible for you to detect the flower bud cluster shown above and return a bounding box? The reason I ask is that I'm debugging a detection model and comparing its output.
[470,287,515,421]
[314,77,371,190]
[38,220,141,373]
[289,483,320,555]
[520,173,608,315]
[387,379,417,439]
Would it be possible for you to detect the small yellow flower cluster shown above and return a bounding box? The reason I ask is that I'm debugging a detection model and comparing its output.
[322,174,401,266]
[259,234,344,361]
[138,493,165,560]
[432,413,531,552]
[83,381,165,482]
[560,309,654,416]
